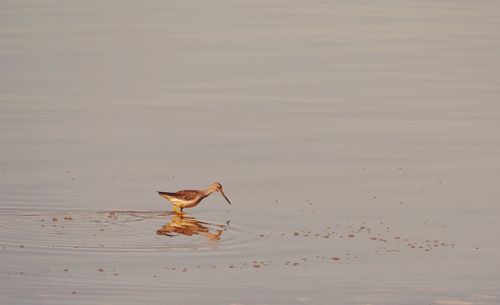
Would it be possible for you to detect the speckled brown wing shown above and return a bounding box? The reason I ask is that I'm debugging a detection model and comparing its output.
[158,190,200,201]
[171,190,200,201]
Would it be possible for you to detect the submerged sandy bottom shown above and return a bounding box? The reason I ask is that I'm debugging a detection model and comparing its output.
[1,0,500,304]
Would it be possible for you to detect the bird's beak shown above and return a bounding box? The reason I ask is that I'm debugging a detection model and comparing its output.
[220,190,231,205]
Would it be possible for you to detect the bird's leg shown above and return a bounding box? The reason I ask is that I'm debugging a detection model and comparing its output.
[173,205,182,214]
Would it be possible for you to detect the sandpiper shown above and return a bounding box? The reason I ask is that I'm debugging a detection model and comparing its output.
[158,181,231,212]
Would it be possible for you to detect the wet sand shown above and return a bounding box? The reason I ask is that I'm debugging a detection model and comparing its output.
[1,1,500,304]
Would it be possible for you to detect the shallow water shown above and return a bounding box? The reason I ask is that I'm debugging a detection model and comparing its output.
[1,1,500,304]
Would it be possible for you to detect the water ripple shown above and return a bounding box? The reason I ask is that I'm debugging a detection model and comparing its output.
[0,209,255,254]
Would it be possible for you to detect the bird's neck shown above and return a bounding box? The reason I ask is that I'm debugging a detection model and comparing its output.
[202,188,216,198]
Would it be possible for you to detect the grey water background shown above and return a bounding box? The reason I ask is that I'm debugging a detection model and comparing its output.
[1,1,500,304]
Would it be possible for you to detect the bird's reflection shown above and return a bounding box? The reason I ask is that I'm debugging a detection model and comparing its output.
[156,212,229,240]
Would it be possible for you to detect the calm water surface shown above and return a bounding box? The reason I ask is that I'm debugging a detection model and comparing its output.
[1,1,500,304]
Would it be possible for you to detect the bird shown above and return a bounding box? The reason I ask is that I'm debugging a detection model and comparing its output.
[157,181,231,213]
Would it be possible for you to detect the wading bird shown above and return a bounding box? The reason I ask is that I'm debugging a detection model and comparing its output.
[158,182,231,213]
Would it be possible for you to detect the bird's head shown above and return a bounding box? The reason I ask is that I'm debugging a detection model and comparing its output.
[210,181,231,205]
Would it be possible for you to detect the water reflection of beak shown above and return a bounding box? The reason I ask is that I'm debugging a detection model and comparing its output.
[220,190,231,205]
